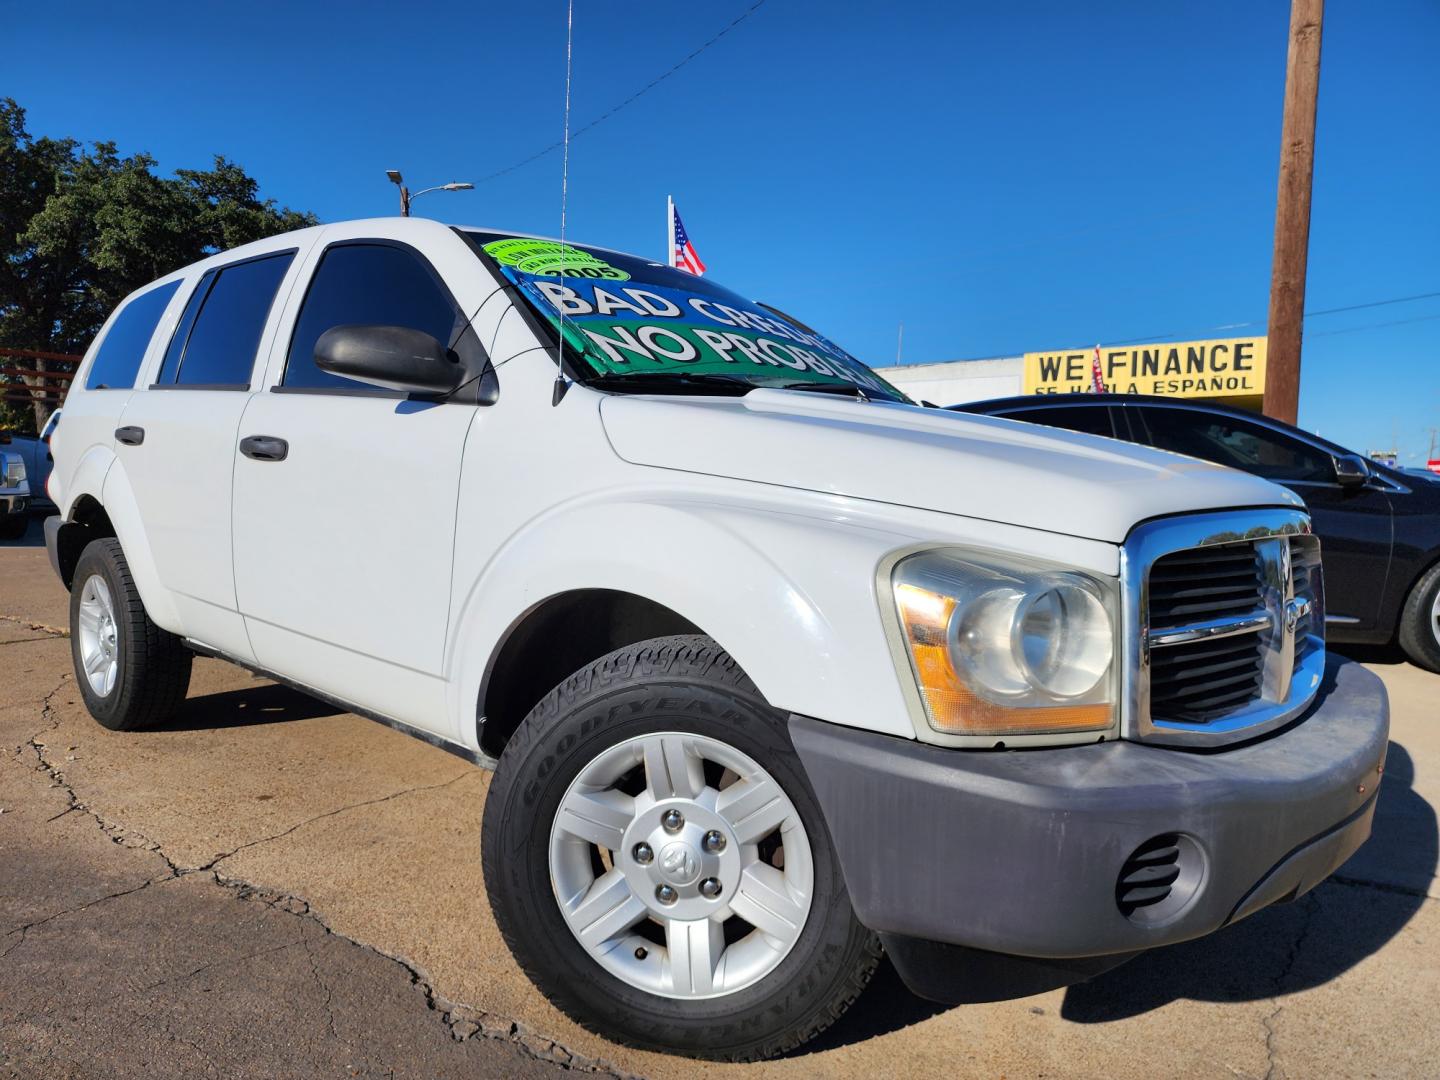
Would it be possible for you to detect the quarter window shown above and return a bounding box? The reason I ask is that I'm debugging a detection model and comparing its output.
[1140,408,1335,483]
[284,243,462,390]
[164,252,295,387]
[84,281,182,390]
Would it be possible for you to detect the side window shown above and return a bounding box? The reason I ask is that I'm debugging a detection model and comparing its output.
[161,252,295,388]
[1139,408,1335,483]
[1003,405,1116,439]
[84,281,182,390]
[156,270,216,384]
[284,243,462,390]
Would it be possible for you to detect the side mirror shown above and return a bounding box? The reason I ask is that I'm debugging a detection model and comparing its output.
[314,324,461,395]
[1333,453,1369,488]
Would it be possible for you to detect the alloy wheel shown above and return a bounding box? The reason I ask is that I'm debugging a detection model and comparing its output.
[548,731,814,1000]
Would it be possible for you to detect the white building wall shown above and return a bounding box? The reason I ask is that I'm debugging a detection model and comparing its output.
[879,357,1024,406]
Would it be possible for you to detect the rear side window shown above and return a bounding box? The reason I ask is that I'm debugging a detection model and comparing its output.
[1002,405,1116,439]
[84,281,182,390]
[1138,407,1335,482]
[283,243,461,390]
[159,251,295,388]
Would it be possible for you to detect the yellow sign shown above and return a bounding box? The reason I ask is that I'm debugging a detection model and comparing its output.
[1022,337,1267,399]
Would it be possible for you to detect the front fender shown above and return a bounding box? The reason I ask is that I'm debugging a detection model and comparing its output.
[445,497,924,746]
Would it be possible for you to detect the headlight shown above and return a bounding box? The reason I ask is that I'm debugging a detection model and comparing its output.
[889,549,1118,739]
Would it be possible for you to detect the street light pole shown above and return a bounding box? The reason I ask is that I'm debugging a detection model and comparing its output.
[386,171,473,217]
[386,169,411,216]
[1263,0,1325,425]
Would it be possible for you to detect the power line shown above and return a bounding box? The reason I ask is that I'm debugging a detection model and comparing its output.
[1307,312,1440,338]
[903,287,1440,367]
[1100,288,1440,348]
[477,1,768,185]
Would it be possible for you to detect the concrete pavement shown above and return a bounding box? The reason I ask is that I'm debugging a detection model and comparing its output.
[2,526,1437,1078]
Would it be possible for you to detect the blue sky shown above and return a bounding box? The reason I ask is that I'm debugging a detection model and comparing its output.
[8,1,1439,461]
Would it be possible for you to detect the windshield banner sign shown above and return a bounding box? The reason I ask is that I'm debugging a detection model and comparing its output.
[481,238,894,396]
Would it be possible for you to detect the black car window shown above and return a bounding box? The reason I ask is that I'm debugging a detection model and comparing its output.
[172,252,295,387]
[284,243,462,390]
[84,280,182,390]
[1001,405,1115,438]
[1139,407,1335,483]
[156,271,216,384]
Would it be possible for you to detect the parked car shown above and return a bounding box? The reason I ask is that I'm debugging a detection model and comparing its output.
[0,430,56,514]
[0,449,30,539]
[44,219,1389,1061]
[949,394,1440,673]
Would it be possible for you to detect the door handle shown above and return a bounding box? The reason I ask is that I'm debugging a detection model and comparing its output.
[239,435,289,462]
[115,426,145,446]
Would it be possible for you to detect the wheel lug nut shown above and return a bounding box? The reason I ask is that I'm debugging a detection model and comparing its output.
[634,946,648,960]
[702,830,726,853]
[699,877,722,899]
[655,884,678,905]
[661,809,684,833]
[632,842,654,865]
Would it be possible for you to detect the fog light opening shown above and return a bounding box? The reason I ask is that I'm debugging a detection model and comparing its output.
[1116,833,1206,926]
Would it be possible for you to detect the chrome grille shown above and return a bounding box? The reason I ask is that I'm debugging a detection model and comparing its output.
[1148,543,1267,722]
[1123,510,1326,747]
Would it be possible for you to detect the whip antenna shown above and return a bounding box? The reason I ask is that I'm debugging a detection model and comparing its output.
[552,0,576,406]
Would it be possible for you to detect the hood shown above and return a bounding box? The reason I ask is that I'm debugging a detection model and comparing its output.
[598,389,1304,544]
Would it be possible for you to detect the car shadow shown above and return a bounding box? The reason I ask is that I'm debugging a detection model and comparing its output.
[1330,641,1410,667]
[0,514,46,547]
[158,680,346,731]
[1061,739,1435,1022]
[784,955,950,1056]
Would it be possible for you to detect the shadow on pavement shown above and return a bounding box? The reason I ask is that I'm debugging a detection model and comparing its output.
[784,955,949,1056]
[1331,641,1410,667]
[161,680,346,731]
[0,513,46,548]
[1061,740,1435,1022]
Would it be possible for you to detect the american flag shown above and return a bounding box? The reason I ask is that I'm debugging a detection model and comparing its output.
[1091,344,1107,394]
[670,201,707,276]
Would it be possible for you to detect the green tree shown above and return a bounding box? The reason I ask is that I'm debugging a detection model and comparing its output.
[1,98,316,430]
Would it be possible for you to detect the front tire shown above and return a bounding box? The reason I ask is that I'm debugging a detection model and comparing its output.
[481,635,880,1061]
[70,538,193,731]
[1398,562,1440,674]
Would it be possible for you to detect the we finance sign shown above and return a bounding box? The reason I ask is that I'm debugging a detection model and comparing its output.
[1023,337,1267,398]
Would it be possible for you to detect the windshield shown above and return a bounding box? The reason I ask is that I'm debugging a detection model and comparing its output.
[464,231,908,403]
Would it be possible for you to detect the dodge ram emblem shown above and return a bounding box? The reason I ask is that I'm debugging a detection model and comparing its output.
[659,842,700,885]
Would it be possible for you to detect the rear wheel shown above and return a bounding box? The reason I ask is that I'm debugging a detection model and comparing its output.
[70,538,192,731]
[1398,562,1440,674]
[482,635,880,1061]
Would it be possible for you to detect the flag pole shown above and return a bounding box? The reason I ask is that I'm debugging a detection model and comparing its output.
[666,195,675,268]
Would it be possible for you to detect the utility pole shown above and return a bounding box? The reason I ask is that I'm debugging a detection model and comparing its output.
[896,322,904,365]
[1263,0,1325,425]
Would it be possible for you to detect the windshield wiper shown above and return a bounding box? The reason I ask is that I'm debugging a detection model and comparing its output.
[775,380,873,402]
[582,371,758,396]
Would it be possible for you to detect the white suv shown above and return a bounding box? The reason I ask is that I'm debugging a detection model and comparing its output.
[45,217,1389,1061]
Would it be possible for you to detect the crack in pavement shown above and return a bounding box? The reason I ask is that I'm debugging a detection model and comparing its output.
[1261,1004,1284,1080]
[191,770,476,873]
[0,612,69,637]
[137,939,305,993]
[302,930,342,1042]
[8,685,639,1078]
[1329,872,1437,901]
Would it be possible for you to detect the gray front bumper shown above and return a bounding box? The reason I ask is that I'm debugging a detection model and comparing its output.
[791,654,1388,961]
